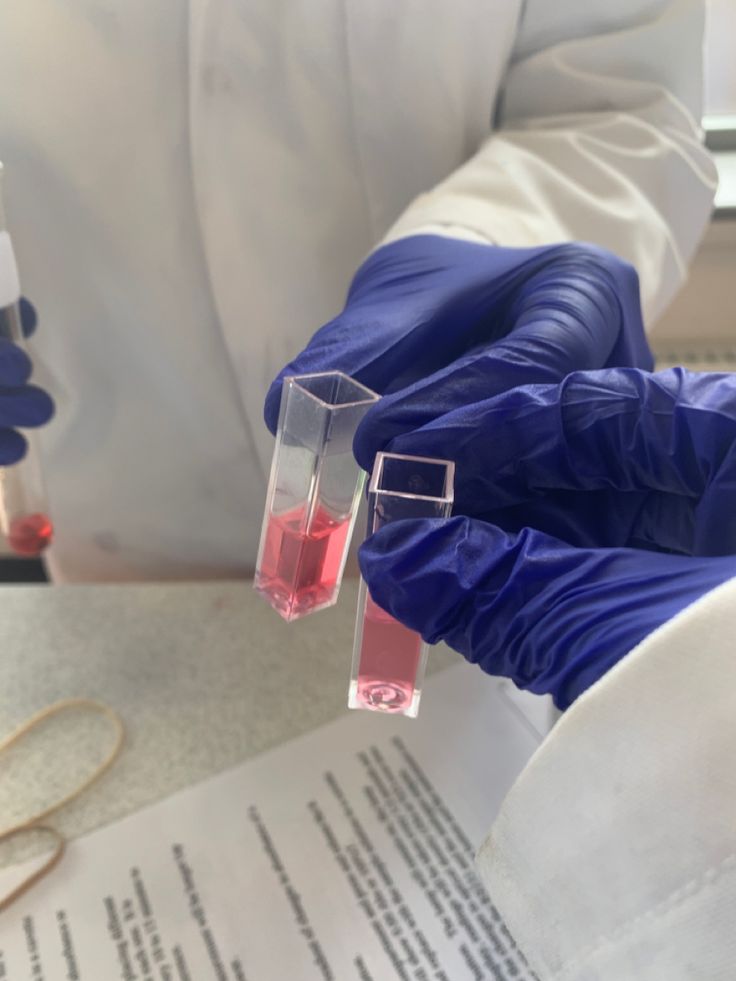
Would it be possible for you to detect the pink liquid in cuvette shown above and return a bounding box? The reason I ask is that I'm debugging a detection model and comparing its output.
[255,505,351,620]
[355,594,422,713]
[7,512,53,556]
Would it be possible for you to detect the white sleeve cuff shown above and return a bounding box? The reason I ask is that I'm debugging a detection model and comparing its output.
[377,115,714,327]
[477,577,736,980]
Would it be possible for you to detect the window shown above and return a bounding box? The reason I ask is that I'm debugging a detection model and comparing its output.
[705,0,736,116]
[705,1,736,211]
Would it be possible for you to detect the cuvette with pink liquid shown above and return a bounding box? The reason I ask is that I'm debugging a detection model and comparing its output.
[254,371,378,621]
[349,452,454,718]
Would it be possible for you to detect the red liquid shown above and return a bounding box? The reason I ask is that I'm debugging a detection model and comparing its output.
[255,505,351,620]
[355,594,422,713]
[7,512,54,556]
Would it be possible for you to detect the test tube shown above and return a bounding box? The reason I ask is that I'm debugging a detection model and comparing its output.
[349,452,455,718]
[254,371,379,621]
[0,165,53,557]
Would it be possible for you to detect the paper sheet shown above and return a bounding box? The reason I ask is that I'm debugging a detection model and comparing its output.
[0,666,544,980]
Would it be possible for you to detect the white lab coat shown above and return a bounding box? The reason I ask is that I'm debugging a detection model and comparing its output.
[478,577,736,980]
[0,1,731,976]
[0,0,715,583]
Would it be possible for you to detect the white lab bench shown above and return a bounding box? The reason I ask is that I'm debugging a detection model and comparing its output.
[0,579,457,865]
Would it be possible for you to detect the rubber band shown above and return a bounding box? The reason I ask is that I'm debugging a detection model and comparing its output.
[0,698,124,912]
[0,826,65,913]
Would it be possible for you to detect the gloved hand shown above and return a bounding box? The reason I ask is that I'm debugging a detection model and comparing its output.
[360,518,736,710]
[263,236,653,454]
[358,368,736,709]
[0,299,54,464]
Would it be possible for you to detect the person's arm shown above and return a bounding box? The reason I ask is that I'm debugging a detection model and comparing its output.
[477,578,736,979]
[384,0,717,324]
[357,366,736,976]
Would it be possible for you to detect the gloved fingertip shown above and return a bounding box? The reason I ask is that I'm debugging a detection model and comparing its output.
[358,517,428,567]
[0,384,55,428]
[353,394,411,474]
[359,521,412,589]
[358,523,425,629]
[352,413,381,475]
[19,298,38,339]
[0,340,32,386]
[22,386,55,427]
[359,515,501,653]
[263,379,283,435]
[0,428,28,465]
[358,517,456,616]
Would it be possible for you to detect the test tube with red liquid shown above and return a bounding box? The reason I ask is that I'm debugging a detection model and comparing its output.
[0,165,53,558]
[254,371,378,621]
[349,452,454,718]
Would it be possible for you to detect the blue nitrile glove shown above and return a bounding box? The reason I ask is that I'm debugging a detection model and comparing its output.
[359,517,736,709]
[0,299,54,464]
[358,368,736,709]
[367,367,736,557]
[263,236,652,442]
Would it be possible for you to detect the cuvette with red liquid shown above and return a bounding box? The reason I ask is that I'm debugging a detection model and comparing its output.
[0,165,54,558]
[254,371,378,621]
[349,452,454,718]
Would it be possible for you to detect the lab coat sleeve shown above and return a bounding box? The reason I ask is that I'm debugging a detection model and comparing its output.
[476,576,736,980]
[382,0,718,325]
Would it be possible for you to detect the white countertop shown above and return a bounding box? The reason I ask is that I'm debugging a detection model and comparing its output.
[0,579,457,865]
